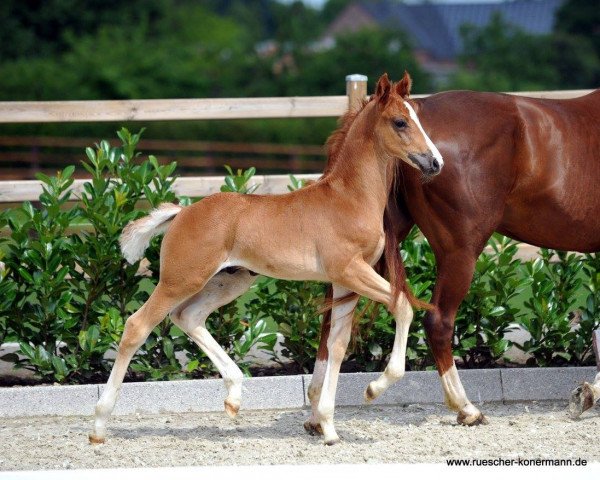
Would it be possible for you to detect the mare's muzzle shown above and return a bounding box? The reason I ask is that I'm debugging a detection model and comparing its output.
[408,152,442,176]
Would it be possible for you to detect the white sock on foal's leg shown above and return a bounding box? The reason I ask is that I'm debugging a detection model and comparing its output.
[365,293,413,402]
[316,286,357,445]
[170,268,256,418]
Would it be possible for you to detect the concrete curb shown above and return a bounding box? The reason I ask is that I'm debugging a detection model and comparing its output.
[0,366,596,418]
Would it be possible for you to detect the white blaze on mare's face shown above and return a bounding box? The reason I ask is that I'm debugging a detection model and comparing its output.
[404,101,444,166]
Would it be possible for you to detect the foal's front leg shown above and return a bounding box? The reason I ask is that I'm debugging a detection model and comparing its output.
[324,260,414,410]
[170,268,257,418]
[315,286,357,445]
[305,288,358,436]
[364,291,412,402]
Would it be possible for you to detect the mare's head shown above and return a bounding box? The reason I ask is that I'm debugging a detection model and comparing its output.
[370,72,443,176]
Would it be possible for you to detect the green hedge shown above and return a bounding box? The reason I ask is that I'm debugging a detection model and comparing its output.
[0,130,598,384]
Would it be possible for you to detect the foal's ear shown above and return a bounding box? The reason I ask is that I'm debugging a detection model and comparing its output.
[375,73,392,106]
[395,71,412,99]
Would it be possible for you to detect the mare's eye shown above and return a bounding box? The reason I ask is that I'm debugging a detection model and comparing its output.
[393,118,408,129]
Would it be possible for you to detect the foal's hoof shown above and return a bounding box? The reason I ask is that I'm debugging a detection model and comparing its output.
[303,420,323,436]
[324,436,341,446]
[364,384,378,404]
[457,411,489,426]
[88,433,106,445]
[569,383,595,419]
[224,399,240,419]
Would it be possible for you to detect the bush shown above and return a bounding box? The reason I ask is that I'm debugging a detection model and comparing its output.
[0,133,270,383]
[0,146,598,384]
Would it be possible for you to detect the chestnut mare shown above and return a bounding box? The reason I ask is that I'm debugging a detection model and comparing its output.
[90,73,442,446]
[318,86,600,424]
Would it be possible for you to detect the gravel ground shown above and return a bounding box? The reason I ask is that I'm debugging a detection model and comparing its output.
[0,401,598,470]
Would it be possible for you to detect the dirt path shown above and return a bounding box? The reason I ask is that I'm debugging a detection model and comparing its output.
[0,401,598,470]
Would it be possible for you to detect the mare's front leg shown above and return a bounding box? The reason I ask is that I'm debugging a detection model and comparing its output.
[304,287,358,437]
[423,250,487,426]
[170,268,257,418]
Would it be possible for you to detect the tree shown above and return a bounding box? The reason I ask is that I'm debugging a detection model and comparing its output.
[293,28,432,96]
[449,13,599,91]
[554,0,600,58]
[0,0,170,60]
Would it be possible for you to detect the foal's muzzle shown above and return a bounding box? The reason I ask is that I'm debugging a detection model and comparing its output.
[408,152,442,176]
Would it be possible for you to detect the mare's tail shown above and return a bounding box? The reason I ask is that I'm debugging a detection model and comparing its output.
[120,203,182,264]
[380,198,433,311]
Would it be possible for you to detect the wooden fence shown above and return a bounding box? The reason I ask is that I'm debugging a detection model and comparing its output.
[0,136,327,179]
[0,75,593,203]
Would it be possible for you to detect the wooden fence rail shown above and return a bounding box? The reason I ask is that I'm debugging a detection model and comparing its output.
[0,174,321,203]
[0,75,594,204]
[0,85,591,124]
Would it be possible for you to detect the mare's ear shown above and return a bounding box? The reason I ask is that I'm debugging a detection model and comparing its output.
[395,71,412,98]
[375,73,392,106]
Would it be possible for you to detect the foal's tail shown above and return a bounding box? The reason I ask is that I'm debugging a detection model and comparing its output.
[120,203,182,264]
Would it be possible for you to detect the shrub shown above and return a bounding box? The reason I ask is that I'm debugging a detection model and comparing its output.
[1,149,598,384]
[454,234,530,367]
[518,249,590,366]
[0,135,270,383]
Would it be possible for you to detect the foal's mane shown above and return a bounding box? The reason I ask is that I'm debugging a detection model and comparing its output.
[323,98,370,174]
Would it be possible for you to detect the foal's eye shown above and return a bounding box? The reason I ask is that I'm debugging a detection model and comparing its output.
[393,118,408,129]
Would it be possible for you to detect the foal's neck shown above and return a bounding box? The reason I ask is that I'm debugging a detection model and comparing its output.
[325,110,391,214]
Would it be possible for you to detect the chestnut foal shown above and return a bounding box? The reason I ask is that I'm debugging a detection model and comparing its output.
[89,73,442,446]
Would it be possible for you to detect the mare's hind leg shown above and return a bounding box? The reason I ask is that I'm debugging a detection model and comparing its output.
[89,281,198,444]
[570,372,600,418]
[170,268,257,418]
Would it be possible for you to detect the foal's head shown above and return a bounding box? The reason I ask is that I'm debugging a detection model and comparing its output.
[370,72,443,176]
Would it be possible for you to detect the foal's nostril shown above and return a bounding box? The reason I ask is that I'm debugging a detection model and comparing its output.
[431,158,440,172]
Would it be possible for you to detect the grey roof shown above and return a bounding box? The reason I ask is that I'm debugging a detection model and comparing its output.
[358,0,564,60]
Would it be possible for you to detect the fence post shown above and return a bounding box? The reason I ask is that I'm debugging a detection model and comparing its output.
[346,74,368,111]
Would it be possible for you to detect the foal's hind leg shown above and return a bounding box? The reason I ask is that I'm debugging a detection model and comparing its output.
[89,282,196,444]
[170,268,257,418]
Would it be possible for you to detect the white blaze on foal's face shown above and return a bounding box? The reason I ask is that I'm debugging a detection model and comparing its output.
[372,72,444,176]
[404,101,444,169]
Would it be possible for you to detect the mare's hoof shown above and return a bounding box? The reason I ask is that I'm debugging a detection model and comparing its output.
[569,383,595,419]
[457,411,489,426]
[224,400,240,419]
[88,433,105,445]
[303,420,323,436]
